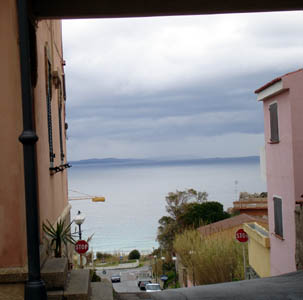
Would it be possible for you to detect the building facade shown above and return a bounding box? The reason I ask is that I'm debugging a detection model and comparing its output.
[255,69,303,276]
[0,1,70,298]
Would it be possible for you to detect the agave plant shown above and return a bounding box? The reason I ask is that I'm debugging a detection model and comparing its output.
[43,219,76,257]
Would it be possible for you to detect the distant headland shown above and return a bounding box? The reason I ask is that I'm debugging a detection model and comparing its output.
[69,156,259,168]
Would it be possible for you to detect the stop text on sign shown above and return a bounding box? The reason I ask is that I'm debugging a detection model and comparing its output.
[235,229,248,243]
[75,240,89,254]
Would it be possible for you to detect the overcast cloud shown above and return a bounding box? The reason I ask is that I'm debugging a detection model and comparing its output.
[62,11,303,160]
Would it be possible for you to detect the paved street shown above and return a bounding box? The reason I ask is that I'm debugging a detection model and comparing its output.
[97,265,152,293]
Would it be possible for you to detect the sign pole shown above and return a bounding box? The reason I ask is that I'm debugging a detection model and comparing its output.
[242,244,246,280]
[235,228,248,280]
[80,254,83,269]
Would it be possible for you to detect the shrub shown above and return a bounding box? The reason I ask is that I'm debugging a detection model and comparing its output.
[96,251,112,261]
[174,229,245,285]
[128,249,140,260]
[91,269,101,282]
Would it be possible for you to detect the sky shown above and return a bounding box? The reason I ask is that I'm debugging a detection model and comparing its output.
[62,11,303,161]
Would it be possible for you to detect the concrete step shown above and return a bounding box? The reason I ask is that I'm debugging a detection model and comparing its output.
[91,281,114,300]
[47,290,64,300]
[65,269,91,300]
[41,257,68,290]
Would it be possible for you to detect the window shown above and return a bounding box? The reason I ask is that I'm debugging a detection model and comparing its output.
[269,102,279,143]
[273,197,283,238]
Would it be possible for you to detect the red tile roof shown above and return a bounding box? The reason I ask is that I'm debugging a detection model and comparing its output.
[197,214,268,237]
[254,68,303,94]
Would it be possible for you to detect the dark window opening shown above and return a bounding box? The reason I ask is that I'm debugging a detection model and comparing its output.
[269,102,279,143]
[273,197,283,238]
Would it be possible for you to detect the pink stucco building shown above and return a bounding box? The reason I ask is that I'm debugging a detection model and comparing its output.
[255,69,303,276]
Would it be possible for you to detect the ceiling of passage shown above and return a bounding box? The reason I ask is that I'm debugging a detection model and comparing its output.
[32,0,303,19]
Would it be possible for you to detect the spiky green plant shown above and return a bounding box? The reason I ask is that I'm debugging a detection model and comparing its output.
[43,219,76,257]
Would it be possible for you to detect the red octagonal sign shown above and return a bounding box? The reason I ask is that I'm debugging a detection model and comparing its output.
[235,229,248,243]
[75,240,89,254]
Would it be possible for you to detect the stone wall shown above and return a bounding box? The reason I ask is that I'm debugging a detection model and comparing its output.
[295,205,303,270]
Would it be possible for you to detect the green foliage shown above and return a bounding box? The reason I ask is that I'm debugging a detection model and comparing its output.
[157,189,230,253]
[174,229,245,285]
[179,202,230,228]
[96,251,112,261]
[128,249,140,260]
[91,269,101,282]
[42,219,75,257]
[165,189,208,220]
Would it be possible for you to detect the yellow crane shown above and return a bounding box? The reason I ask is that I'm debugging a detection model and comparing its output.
[68,189,105,202]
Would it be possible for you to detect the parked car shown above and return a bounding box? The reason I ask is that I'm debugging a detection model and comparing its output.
[145,283,161,292]
[138,280,152,290]
[111,274,121,283]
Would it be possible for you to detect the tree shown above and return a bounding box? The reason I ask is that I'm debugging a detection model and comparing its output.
[179,202,230,228]
[157,216,178,252]
[165,189,208,220]
[157,189,229,253]
[128,249,141,260]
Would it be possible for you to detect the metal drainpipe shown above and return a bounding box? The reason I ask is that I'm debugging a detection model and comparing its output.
[16,0,47,299]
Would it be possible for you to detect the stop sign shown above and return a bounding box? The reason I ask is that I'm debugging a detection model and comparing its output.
[235,229,248,243]
[75,240,89,254]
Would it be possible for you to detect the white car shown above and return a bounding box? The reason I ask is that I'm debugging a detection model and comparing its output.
[145,283,161,292]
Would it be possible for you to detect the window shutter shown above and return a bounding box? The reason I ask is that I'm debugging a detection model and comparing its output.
[269,103,279,142]
[273,197,283,237]
[58,96,65,164]
[45,46,55,168]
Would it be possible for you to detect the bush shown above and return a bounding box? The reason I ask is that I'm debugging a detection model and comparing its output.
[96,251,112,261]
[91,269,101,282]
[128,249,140,260]
[174,229,245,285]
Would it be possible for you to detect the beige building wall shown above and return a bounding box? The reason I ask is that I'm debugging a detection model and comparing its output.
[34,19,69,236]
[0,0,69,271]
[0,0,27,269]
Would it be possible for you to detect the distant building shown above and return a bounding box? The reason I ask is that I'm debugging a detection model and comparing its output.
[255,69,303,276]
[232,192,268,217]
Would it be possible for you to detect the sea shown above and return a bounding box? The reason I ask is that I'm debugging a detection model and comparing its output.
[68,157,266,254]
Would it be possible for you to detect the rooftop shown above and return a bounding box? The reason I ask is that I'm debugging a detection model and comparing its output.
[255,68,303,94]
[197,214,268,236]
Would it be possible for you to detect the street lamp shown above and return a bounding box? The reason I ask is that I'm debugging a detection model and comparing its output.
[172,256,177,288]
[74,210,85,240]
[74,211,85,268]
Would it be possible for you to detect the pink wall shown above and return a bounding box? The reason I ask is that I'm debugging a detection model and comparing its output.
[262,70,303,275]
